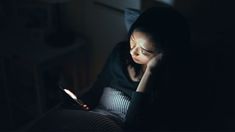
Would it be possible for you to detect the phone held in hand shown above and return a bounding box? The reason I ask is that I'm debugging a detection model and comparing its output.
[59,86,89,111]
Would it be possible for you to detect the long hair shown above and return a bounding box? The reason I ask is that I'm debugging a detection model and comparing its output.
[123,6,191,104]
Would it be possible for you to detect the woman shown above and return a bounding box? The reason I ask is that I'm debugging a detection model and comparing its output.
[29,6,192,131]
[79,6,191,131]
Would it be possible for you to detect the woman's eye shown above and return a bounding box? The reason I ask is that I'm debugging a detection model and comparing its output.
[141,50,150,56]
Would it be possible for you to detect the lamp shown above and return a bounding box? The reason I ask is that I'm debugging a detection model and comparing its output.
[41,0,75,47]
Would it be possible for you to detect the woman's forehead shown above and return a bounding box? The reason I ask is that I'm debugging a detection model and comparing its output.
[131,31,156,49]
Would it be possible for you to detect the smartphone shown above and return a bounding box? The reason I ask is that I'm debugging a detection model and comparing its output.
[59,86,89,111]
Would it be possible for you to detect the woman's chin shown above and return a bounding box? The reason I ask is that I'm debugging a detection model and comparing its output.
[132,58,139,63]
[132,57,146,64]
[133,59,143,65]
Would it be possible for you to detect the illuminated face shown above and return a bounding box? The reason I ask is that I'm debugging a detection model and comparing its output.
[130,30,158,65]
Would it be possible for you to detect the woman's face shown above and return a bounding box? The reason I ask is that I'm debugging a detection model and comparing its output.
[129,30,158,65]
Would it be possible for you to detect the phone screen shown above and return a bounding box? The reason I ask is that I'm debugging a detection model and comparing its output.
[63,89,78,101]
[59,87,89,110]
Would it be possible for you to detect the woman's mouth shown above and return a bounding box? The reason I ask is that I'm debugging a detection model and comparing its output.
[132,56,139,62]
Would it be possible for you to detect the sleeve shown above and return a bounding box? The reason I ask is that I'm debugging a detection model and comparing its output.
[125,92,146,122]
[124,87,159,130]
[80,44,121,109]
[125,92,149,129]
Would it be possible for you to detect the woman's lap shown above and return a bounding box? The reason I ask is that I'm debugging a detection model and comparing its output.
[28,109,123,132]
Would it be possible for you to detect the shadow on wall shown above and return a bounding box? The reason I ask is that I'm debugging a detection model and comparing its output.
[173,0,234,130]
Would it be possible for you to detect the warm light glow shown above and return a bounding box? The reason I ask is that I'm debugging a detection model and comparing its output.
[64,89,77,100]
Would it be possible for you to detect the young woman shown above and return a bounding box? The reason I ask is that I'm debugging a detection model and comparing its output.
[79,6,191,131]
[29,6,192,132]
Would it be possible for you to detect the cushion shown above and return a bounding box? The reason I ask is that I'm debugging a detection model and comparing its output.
[124,8,141,32]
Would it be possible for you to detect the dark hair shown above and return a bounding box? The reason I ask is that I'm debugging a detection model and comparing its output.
[125,6,190,74]
[132,27,164,53]
[123,6,191,103]
[129,6,190,53]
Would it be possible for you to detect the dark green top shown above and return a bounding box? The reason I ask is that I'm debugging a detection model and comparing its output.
[81,42,158,130]
[80,42,195,131]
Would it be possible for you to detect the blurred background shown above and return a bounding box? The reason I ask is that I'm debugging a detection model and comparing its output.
[0,0,234,131]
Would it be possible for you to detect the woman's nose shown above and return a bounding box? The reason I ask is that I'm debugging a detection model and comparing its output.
[130,47,139,56]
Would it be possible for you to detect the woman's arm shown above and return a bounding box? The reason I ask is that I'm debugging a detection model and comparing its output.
[137,54,162,92]
[136,68,152,92]
[125,69,154,130]
[125,55,162,130]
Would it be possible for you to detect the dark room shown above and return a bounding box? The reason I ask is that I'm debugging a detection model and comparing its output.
[0,0,234,131]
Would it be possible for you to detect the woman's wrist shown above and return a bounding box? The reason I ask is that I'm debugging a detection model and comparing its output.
[136,68,153,92]
[145,66,154,75]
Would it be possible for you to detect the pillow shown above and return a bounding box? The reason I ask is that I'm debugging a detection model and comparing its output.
[124,8,141,32]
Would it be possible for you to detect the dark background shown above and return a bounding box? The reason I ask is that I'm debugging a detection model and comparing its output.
[0,0,234,131]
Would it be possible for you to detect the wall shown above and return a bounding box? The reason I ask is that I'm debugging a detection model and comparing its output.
[63,0,141,83]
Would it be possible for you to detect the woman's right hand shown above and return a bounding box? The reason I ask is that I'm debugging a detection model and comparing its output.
[146,53,162,72]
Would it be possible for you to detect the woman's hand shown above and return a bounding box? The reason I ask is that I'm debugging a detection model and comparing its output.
[146,54,162,72]
[137,54,162,92]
